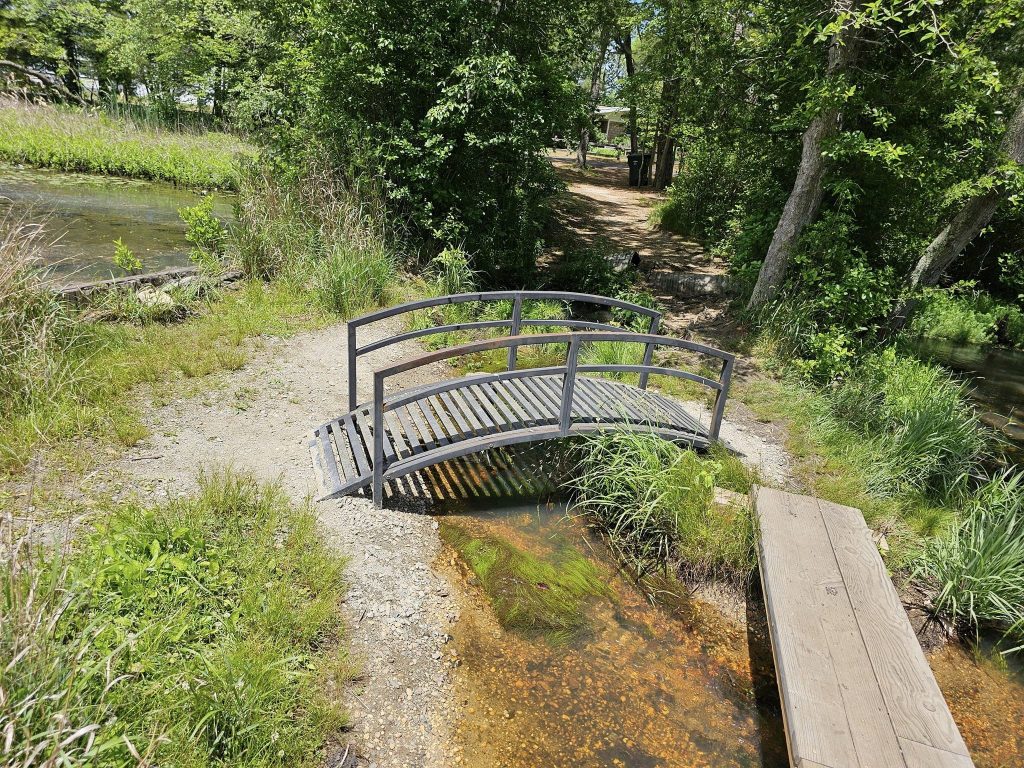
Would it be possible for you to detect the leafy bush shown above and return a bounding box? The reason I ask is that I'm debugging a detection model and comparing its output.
[1,470,349,766]
[180,194,229,269]
[543,247,630,297]
[569,431,755,581]
[112,237,142,274]
[916,471,1024,652]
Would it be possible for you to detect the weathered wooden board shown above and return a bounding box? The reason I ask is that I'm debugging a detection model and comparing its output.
[755,486,973,768]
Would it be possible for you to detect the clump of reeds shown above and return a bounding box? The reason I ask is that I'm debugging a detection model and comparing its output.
[233,159,400,317]
[568,431,756,582]
[0,216,81,421]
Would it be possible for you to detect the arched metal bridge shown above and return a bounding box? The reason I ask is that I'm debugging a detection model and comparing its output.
[309,291,735,507]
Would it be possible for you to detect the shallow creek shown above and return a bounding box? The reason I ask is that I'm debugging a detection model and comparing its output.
[435,500,789,768]
[0,164,232,283]
[433,495,1024,767]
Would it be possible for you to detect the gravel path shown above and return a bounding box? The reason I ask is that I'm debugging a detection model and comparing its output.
[110,316,790,766]
[118,320,462,767]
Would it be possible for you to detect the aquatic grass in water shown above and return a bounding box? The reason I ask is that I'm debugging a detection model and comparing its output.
[569,431,756,581]
[441,524,610,644]
[0,101,250,190]
[1,470,349,766]
[916,471,1024,653]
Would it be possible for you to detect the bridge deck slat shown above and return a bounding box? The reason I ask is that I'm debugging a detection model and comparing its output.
[330,419,358,482]
[755,486,973,768]
[438,389,473,438]
[491,379,533,425]
[343,415,371,479]
[394,406,428,455]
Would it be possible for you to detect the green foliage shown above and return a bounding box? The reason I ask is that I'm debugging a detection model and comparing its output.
[441,524,610,645]
[569,431,755,581]
[909,283,1024,349]
[257,0,593,285]
[233,159,400,318]
[1,470,349,765]
[0,103,249,189]
[543,247,630,296]
[179,194,228,269]
[112,237,141,273]
[817,349,988,501]
[916,471,1024,653]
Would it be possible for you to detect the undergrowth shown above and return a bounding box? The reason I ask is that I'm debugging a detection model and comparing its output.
[0,470,350,766]
[909,283,1024,349]
[568,431,756,583]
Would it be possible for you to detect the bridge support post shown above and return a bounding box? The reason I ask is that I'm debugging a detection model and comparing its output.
[638,315,660,390]
[709,356,734,442]
[372,371,385,508]
[559,337,581,434]
[506,294,523,371]
[348,323,358,411]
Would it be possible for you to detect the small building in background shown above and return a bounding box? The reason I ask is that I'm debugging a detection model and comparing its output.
[593,105,630,145]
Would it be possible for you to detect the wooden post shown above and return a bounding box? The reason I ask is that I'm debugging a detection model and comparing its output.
[560,337,581,434]
[638,315,660,390]
[709,356,734,442]
[348,323,358,411]
[507,294,523,371]
[372,371,385,508]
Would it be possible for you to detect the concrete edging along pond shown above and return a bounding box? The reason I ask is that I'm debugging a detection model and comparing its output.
[55,265,243,304]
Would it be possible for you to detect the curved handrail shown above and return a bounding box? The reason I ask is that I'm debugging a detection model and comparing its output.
[368,330,735,504]
[346,291,663,410]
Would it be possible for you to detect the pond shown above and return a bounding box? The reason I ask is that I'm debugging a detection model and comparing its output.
[913,338,1024,467]
[0,164,233,284]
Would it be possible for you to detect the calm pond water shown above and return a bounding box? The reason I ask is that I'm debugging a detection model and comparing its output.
[913,338,1024,466]
[0,164,232,284]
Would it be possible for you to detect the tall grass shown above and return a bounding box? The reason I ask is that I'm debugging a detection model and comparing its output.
[819,350,988,501]
[0,217,83,422]
[1,470,349,766]
[909,284,1024,349]
[234,160,400,317]
[0,100,251,189]
[916,471,1024,652]
[569,431,756,582]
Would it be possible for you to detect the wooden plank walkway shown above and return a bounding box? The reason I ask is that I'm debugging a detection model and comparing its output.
[754,486,973,768]
[310,374,708,499]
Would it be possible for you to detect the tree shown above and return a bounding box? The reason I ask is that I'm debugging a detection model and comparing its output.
[577,28,611,169]
[890,97,1024,328]
[746,0,862,311]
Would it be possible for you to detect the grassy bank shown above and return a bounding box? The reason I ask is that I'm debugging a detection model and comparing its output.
[0,100,252,189]
[1,470,349,766]
[0,160,403,478]
[909,284,1024,349]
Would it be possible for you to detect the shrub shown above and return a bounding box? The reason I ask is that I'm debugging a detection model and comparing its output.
[0,471,350,766]
[543,246,630,296]
[180,194,229,269]
[916,471,1024,652]
[909,283,1024,349]
[569,431,755,582]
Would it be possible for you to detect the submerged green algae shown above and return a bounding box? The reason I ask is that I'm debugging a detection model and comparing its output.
[440,523,611,644]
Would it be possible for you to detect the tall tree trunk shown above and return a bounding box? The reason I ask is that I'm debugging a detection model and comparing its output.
[616,32,639,153]
[652,78,680,190]
[746,2,861,311]
[889,97,1024,329]
[577,30,611,169]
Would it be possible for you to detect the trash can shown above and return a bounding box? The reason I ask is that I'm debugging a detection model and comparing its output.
[627,152,653,186]
[627,152,643,186]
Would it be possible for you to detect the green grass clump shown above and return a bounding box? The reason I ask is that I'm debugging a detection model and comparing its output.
[0,101,251,190]
[441,524,610,644]
[819,349,988,501]
[569,431,756,581]
[1,470,349,766]
[916,471,1024,653]
[909,284,1024,349]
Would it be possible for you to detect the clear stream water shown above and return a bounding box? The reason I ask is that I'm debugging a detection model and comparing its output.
[0,164,232,284]
[913,338,1024,467]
